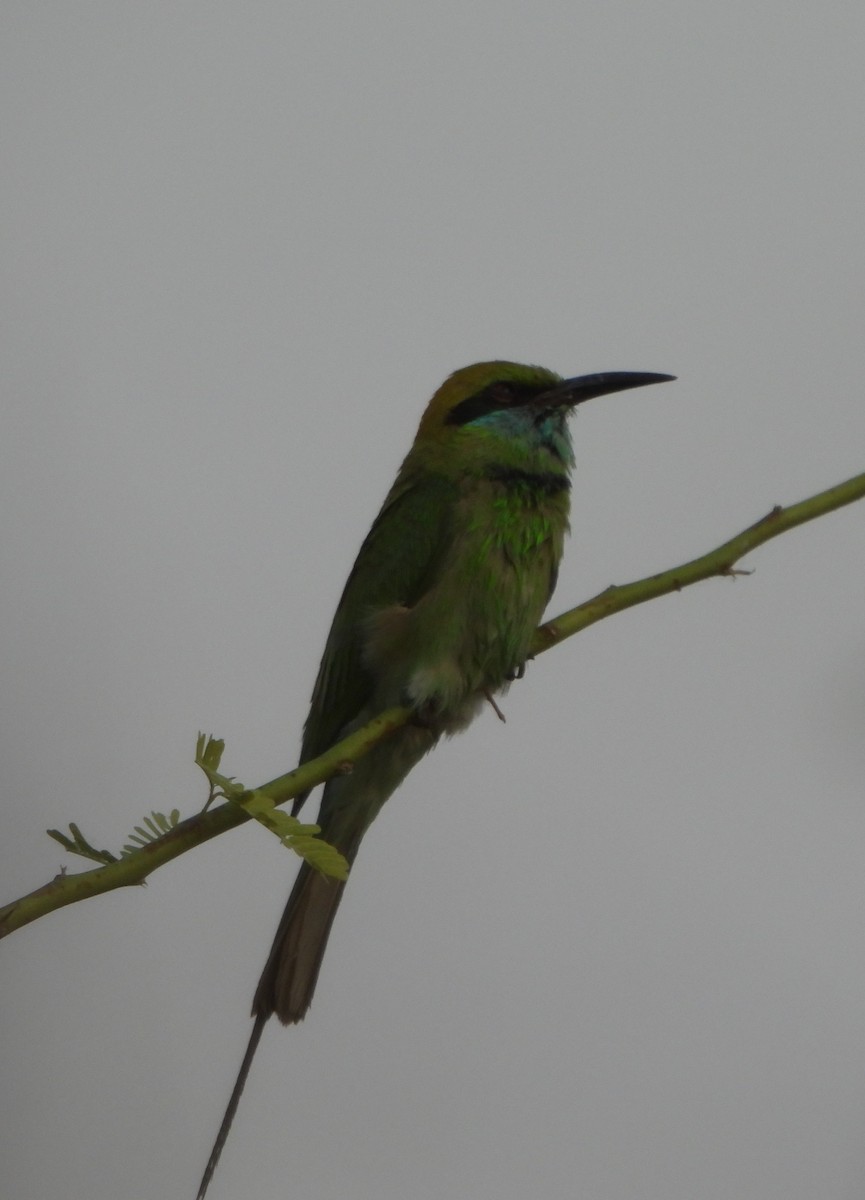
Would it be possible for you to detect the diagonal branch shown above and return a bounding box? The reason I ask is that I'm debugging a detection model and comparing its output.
[534,469,865,653]
[0,708,409,939]
[2,469,864,940]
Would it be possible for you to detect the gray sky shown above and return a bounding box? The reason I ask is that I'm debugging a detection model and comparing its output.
[3,4,865,1198]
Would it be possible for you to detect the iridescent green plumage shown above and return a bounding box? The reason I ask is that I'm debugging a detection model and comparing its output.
[297,362,567,765]
[197,361,675,1198]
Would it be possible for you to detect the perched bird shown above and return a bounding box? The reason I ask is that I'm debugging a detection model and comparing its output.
[197,360,675,1196]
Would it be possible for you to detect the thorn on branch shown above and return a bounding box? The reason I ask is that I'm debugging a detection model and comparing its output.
[752,504,783,531]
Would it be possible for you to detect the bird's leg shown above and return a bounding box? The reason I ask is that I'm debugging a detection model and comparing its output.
[483,690,507,723]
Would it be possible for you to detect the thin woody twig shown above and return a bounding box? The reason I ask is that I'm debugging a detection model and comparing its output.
[3,469,864,940]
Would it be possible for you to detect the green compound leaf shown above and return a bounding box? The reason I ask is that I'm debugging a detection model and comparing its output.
[196,735,348,880]
[121,809,181,855]
[48,735,347,880]
[47,807,183,864]
[239,790,349,881]
[195,732,243,807]
[46,822,119,865]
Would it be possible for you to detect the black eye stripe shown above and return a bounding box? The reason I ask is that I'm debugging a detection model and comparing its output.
[445,381,549,427]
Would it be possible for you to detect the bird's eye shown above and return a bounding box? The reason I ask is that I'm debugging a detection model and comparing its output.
[490,382,515,404]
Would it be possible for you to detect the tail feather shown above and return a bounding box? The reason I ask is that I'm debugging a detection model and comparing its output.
[253,862,349,1024]
[195,1013,267,1200]
[195,866,350,1198]
[195,752,407,1196]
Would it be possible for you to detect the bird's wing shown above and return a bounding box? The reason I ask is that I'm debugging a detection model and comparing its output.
[298,469,459,772]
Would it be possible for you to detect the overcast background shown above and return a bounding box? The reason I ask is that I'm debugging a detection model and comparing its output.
[3,4,865,1199]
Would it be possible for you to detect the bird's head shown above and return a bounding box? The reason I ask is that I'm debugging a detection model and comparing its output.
[416,360,675,466]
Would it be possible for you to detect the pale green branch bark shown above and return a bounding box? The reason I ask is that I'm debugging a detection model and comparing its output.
[2,469,864,939]
[534,469,865,652]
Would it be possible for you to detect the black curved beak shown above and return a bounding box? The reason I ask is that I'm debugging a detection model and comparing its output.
[545,371,677,408]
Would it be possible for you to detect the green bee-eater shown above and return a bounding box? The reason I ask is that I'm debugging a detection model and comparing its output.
[197,361,674,1196]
